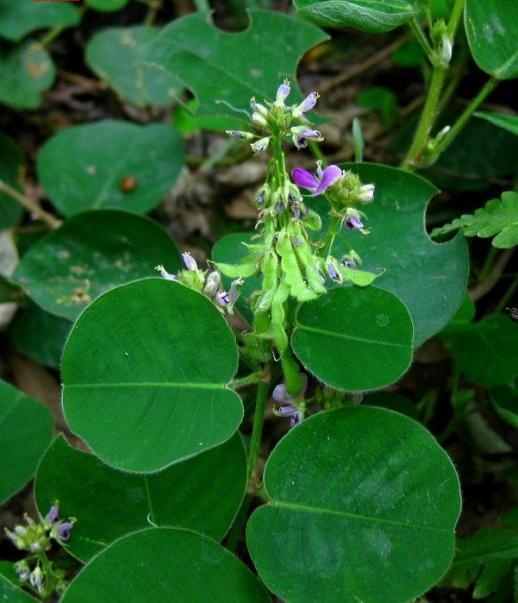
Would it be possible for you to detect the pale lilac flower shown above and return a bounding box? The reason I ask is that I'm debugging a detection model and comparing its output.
[203,271,221,297]
[359,184,375,204]
[326,260,343,283]
[276,80,291,104]
[346,215,364,230]
[250,137,270,153]
[229,278,243,303]
[57,522,74,542]
[272,374,308,428]
[250,97,268,116]
[46,505,59,523]
[182,252,197,271]
[251,112,268,127]
[216,290,231,307]
[292,164,342,196]
[225,130,254,141]
[155,265,178,281]
[297,91,319,114]
[291,127,323,150]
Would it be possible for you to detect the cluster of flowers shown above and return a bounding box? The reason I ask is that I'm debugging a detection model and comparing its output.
[156,252,243,313]
[5,504,74,596]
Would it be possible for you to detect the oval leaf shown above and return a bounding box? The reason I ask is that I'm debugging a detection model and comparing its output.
[0,131,24,228]
[0,380,53,504]
[465,0,518,80]
[292,286,413,391]
[320,164,468,346]
[0,0,80,42]
[61,278,243,473]
[35,434,246,561]
[12,209,182,320]
[86,26,182,107]
[294,0,417,32]
[0,40,55,110]
[62,528,269,602]
[37,121,184,216]
[247,406,462,603]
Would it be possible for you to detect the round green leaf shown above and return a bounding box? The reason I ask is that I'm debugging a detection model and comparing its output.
[9,302,70,368]
[294,0,417,32]
[86,26,182,108]
[292,286,413,391]
[62,278,243,473]
[441,314,518,388]
[0,380,53,504]
[85,0,129,12]
[12,209,182,321]
[62,528,269,602]
[465,0,518,80]
[0,131,24,228]
[0,40,55,110]
[321,164,469,346]
[0,0,80,42]
[490,386,518,428]
[37,120,184,216]
[247,406,462,603]
[35,433,247,561]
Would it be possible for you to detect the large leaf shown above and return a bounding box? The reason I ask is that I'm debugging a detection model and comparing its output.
[12,209,182,321]
[432,191,518,249]
[319,164,468,346]
[294,0,417,32]
[35,434,247,561]
[86,27,182,108]
[475,111,518,136]
[0,131,24,228]
[465,0,518,80]
[247,406,461,603]
[37,121,184,216]
[145,10,328,127]
[292,286,413,391]
[0,0,80,42]
[441,314,518,388]
[62,278,242,473]
[0,380,53,504]
[9,302,71,368]
[62,528,269,602]
[0,40,55,110]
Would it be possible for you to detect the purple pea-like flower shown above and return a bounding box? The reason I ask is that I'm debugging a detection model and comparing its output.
[292,164,342,196]
[326,261,342,283]
[276,80,291,104]
[298,92,319,114]
[216,290,231,307]
[277,403,303,428]
[46,505,59,523]
[346,215,364,230]
[57,522,74,542]
[292,128,323,150]
[182,252,197,271]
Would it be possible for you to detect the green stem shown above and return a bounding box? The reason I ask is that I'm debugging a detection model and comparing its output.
[424,77,498,165]
[247,380,268,479]
[230,373,262,389]
[0,180,61,229]
[447,0,465,38]
[409,19,437,65]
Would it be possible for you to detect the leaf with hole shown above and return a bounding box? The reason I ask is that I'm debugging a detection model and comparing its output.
[62,278,243,473]
[61,528,270,603]
[292,286,413,391]
[37,121,184,216]
[86,27,183,107]
[35,434,247,561]
[247,406,461,603]
[12,209,182,320]
[145,10,328,128]
[0,380,53,504]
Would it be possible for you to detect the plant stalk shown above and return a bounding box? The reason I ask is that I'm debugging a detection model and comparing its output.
[0,180,61,229]
[247,380,269,479]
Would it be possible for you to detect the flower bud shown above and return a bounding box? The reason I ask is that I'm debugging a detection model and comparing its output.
[29,567,44,594]
[292,91,319,118]
[181,252,197,271]
[203,271,221,297]
[251,112,268,128]
[250,137,270,153]
[275,80,291,105]
[250,97,268,117]
[440,36,452,65]
[155,264,178,281]
[359,183,375,204]
[225,130,255,140]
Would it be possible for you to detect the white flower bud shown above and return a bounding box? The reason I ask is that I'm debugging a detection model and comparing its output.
[251,112,268,128]
[250,137,270,153]
[204,271,221,297]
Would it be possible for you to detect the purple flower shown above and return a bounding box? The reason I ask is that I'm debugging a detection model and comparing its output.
[277,403,303,428]
[182,252,197,271]
[276,80,291,104]
[291,127,323,150]
[326,260,343,283]
[46,505,59,523]
[292,164,342,196]
[250,137,270,153]
[346,215,364,230]
[57,522,74,542]
[359,184,375,204]
[216,290,231,307]
[272,374,308,428]
[298,92,319,114]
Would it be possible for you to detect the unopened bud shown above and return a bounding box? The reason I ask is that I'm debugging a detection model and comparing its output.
[225,130,255,141]
[250,137,270,153]
[251,112,268,128]
[204,271,221,297]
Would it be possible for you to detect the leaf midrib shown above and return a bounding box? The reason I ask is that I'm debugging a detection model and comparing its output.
[271,500,450,533]
[65,382,227,390]
[295,323,410,349]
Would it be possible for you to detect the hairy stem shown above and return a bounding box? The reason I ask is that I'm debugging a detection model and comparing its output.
[247,380,269,479]
[0,180,61,229]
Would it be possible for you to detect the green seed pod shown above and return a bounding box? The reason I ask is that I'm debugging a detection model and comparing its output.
[271,282,290,352]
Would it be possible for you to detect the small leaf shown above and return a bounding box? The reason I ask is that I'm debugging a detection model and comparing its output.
[441,314,518,388]
[247,406,461,603]
[0,131,24,228]
[9,302,71,368]
[86,27,182,107]
[292,286,413,391]
[0,0,80,42]
[432,191,518,249]
[294,0,417,32]
[465,0,518,79]
[0,40,55,110]
[145,10,328,127]
[216,261,258,279]
[35,434,247,561]
[37,121,184,216]
[62,278,242,473]
[0,380,53,504]
[475,111,518,136]
[490,386,518,428]
[341,265,379,286]
[12,209,182,320]
[61,528,270,602]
